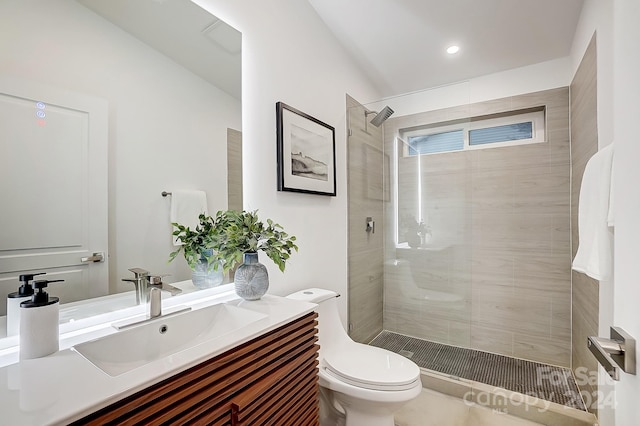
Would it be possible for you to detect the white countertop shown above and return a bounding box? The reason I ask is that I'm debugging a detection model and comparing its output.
[0,286,317,425]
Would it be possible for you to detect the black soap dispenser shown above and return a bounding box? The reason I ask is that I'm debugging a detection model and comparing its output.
[19,279,63,360]
[6,273,45,337]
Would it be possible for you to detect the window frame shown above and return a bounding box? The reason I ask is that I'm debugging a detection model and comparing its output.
[401,107,546,157]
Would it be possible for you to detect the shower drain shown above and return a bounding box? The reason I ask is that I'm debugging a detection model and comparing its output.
[399,349,414,358]
[370,330,586,411]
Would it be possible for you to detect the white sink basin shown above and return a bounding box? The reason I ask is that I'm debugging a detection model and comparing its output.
[72,303,267,376]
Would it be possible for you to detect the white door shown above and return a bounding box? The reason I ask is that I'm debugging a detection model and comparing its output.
[612,0,640,423]
[0,76,108,314]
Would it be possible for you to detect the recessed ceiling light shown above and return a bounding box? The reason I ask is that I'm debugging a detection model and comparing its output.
[446,45,460,55]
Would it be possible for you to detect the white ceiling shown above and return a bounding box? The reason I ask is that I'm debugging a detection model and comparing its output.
[309,0,585,98]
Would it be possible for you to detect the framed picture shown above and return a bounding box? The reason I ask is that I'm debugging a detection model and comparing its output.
[276,102,336,196]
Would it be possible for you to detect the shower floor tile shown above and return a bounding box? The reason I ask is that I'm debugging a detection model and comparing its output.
[370,330,586,411]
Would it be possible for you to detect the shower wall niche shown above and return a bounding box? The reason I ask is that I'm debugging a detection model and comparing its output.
[380,88,572,367]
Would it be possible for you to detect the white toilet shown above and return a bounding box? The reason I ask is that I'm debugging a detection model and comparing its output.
[287,288,422,426]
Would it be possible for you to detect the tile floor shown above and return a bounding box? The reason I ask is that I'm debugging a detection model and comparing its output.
[395,388,544,426]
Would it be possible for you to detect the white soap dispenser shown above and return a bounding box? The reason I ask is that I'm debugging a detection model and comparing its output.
[19,279,63,360]
[6,272,45,337]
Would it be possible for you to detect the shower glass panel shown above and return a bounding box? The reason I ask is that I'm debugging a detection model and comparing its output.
[347,89,474,349]
[346,95,387,343]
[386,123,473,349]
[348,84,572,371]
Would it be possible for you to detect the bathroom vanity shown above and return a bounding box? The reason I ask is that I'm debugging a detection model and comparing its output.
[0,288,319,425]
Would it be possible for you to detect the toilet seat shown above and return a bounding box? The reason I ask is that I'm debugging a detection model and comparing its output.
[323,345,420,391]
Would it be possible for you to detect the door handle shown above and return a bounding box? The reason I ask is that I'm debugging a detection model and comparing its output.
[588,326,636,381]
[81,252,105,263]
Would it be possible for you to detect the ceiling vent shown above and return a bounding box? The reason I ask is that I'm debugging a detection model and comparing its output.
[202,19,241,55]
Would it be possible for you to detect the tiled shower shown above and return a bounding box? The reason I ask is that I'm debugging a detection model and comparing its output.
[349,86,572,364]
[384,86,572,368]
[346,35,599,415]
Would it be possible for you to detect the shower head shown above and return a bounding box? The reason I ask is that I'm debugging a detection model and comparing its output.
[367,106,394,127]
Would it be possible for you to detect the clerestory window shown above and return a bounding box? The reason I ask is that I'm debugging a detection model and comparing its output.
[401,107,545,156]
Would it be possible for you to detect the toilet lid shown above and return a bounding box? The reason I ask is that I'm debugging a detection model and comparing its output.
[324,345,420,391]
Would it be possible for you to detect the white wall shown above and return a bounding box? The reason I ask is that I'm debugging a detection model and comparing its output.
[192,0,381,323]
[569,1,617,423]
[571,0,640,423]
[0,0,241,293]
[570,0,615,150]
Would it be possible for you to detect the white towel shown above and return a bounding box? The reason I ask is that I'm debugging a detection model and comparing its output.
[572,144,614,280]
[170,190,208,246]
[607,153,615,227]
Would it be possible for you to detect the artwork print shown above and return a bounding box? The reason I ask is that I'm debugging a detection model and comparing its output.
[277,102,336,196]
[290,123,329,181]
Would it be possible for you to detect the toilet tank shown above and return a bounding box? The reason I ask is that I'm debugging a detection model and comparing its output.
[286,288,338,304]
[286,288,352,356]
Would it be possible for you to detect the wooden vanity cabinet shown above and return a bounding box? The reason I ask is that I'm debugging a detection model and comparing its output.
[73,312,319,426]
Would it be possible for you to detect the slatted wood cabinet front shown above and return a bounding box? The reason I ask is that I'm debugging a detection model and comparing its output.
[73,311,319,425]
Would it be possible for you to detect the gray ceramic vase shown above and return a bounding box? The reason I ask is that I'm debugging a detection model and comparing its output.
[234,252,269,300]
[191,249,224,289]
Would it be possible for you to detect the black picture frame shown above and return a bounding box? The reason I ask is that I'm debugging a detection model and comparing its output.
[276,102,336,196]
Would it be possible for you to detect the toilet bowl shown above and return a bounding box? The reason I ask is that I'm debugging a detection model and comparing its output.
[287,288,422,426]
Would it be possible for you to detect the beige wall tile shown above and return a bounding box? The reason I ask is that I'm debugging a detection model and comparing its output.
[569,35,599,411]
[471,323,514,356]
[378,89,572,366]
[472,285,552,335]
[513,331,571,367]
[444,104,472,121]
[512,164,570,214]
[572,273,599,332]
[389,108,450,132]
[347,96,384,343]
[448,319,472,347]
[513,251,571,282]
[470,168,515,213]
[472,143,551,172]
[384,304,451,343]
[470,97,513,116]
[226,128,243,211]
[510,87,569,111]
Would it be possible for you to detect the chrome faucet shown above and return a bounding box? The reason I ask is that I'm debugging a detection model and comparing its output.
[147,275,183,297]
[122,268,150,304]
[114,270,189,329]
[148,287,162,318]
[146,276,183,320]
[122,268,183,306]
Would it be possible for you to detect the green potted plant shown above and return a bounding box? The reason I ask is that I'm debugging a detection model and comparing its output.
[169,214,224,289]
[207,210,298,300]
[400,214,429,248]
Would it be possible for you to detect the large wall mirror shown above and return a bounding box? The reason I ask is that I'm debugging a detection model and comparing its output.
[0,0,242,322]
